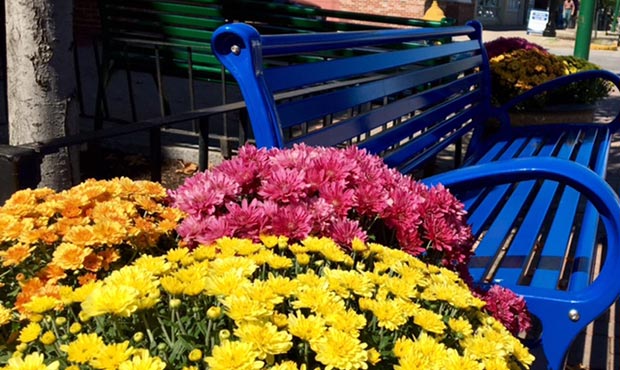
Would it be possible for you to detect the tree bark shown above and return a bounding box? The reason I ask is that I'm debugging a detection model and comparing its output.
[5,0,78,190]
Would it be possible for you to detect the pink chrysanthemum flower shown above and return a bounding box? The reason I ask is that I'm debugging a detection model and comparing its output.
[478,285,533,336]
[328,218,367,248]
[271,204,313,240]
[258,168,310,204]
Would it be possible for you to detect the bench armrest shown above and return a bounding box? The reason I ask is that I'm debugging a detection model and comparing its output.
[496,70,620,131]
[422,157,620,306]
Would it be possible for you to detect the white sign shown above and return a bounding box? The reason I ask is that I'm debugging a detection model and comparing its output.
[527,9,549,34]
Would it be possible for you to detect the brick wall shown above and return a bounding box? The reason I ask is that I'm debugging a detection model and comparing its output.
[309,0,427,19]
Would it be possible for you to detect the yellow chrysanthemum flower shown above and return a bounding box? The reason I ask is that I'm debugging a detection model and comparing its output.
[4,352,59,370]
[22,295,60,314]
[208,255,258,277]
[160,276,185,296]
[204,340,264,370]
[40,331,56,345]
[192,244,217,261]
[443,348,484,370]
[287,311,326,342]
[19,322,42,343]
[118,352,166,370]
[90,341,135,370]
[264,274,298,297]
[221,295,271,322]
[325,308,366,337]
[311,328,368,370]
[166,247,190,263]
[205,270,251,297]
[244,280,284,309]
[0,304,13,326]
[81,284,139,319]
[360,298,408,331]
[463,330,508,361]
[105,266,160,309]
[175,264,209,296]
[60,333,105,364]
[413,308,446,335]
[133,255,171,276]
[234,321,293,359]
[292,286,344,316]
[394,332,448,368]
[448,317,474,338]
[269,360,299,370]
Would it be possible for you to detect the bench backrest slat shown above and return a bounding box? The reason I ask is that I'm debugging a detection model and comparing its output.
[263,40,481,93]
[212,21,491,174]
[277,55,484,128]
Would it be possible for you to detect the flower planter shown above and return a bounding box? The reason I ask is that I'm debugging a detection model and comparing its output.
[509,104,596,126]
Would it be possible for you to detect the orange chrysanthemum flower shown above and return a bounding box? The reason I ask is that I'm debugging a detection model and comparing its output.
[64,225,97,247]
[60,198,85,218]
[38,264,67,284]
[0,243,34,267]
[92,220,126,246]
[83,253,104,272]
[78,273,98,286]
[99,249,121,271]
[52,243,92,270]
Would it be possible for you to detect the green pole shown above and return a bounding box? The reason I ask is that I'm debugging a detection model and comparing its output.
[574,0,596,59]
[611,0,620,32]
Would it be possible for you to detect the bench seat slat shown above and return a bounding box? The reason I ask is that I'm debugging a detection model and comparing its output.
[466,136,564,282]
[528,128,602,289]
[569,128,611,290]
[485,137,580,286]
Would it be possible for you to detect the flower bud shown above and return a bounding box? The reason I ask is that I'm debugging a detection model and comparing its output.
[133,332,144,342]
[169,298,182,309]
[206,306,221,320]
[157,343,167,351]
[188,348,203,362]
[54,317,67,326]
[296,253,310,266]
[219,329,230,340]
[69,323,82,334]
[40,331,56,345]
[15,343,28,352]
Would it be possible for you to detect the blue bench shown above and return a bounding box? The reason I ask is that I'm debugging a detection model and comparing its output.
[211,21,620,369]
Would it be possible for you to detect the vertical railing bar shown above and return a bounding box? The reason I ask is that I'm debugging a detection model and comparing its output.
[187,47,197,132]
[93,37,110,129]
[73,37,86,116]
[122,45,138,122]
[150,46,164,182]
[220,66,231,158]
[199,117,210,171]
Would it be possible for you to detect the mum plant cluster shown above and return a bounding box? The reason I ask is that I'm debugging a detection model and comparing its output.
[0,145,534,369]
[485,37,612,109]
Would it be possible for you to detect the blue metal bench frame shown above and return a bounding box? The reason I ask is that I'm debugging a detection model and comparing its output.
[211,21,620,369]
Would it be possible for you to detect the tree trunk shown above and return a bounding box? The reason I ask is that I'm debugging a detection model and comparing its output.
[5,0,78,190]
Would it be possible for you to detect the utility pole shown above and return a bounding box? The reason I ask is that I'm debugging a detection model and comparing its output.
[611,0,619,32]
[574,0,596,59]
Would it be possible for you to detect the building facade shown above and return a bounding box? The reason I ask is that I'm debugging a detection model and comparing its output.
[308,0,530,27]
